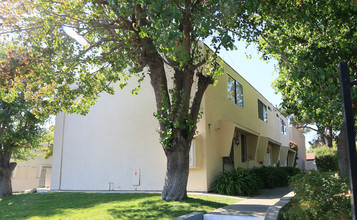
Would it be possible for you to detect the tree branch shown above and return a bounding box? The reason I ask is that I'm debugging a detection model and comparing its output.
[190,71,214,131]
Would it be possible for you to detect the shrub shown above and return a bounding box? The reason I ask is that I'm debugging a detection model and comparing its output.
[281,166,301,177]
[211,168,260,196]
[314,147,338,172]
[211,167,301,196]
[281,171,351,220]
[251,166,300,189]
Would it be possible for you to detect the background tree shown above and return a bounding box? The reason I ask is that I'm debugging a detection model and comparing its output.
[1,0,262,200]
[39,124,54,159]
[0,44,49,198]
[247,0,357,176]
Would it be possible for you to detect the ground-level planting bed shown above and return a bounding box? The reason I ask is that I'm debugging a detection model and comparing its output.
[0,192,241,219]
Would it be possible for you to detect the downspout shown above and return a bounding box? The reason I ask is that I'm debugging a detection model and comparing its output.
[59,113,66,190]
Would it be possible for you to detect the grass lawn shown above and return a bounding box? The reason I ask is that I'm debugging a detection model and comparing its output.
[0,192,241,219]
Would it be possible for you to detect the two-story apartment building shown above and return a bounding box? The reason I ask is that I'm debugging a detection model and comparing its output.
[51,47,305,192]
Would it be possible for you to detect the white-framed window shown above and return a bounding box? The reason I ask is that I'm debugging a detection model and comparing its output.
[258,99,268,122]
[281,119,286,135]
[227,74,244,108]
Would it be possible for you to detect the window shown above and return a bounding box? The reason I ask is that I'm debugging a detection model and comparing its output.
[227,74,244,108]
[258,99,268,122]
[281,119,286,135]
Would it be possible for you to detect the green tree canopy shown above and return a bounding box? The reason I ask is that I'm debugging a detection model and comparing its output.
[1,0,264,200]
[247,0,356,176]
[254,0,356,132]
[0,44,49,198]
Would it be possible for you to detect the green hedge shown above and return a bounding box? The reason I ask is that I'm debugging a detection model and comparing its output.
[281,171,351,220]
[314,147,338,172]
[210,168,261,196]
[211,167,300,196]
[251,167,300,189]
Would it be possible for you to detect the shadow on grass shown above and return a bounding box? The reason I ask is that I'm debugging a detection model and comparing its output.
[107,197,229,219]
[0,192,159,219]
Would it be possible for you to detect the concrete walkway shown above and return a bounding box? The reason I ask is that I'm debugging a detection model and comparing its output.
[205,187,292,220]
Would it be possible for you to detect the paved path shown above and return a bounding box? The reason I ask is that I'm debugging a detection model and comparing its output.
[206,187,291,219]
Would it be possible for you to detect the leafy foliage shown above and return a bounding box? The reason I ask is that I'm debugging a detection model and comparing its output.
[39,124,54,159]
[211,168,260,196]
[251,0,357,138]
[314,147,339,172]
[1,0,268,200]
[0,0,261,116]
[282,171,351,220]
[0,44,49,160]
[0,96,46,160]
[211,167,300,196]
[0,42,52,198]
[251,166,300,189]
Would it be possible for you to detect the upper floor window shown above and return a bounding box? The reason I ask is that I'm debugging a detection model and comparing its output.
[258,99,268,122]
[227,74,244,108]
[281,119,286,135]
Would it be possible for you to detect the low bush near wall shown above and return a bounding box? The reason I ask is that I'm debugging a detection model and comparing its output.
[251,167,300,189]
[314,147,339,172]
[281,170,351,220]
[211,168,261,196]
[211,167,300,196]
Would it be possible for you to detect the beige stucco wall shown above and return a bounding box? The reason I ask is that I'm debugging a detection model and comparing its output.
[11,154,52,192]
[201,59,291,189]
[288,125,306,170]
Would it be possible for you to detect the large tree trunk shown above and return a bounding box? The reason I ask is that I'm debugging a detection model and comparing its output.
[162,140,190,201]
[0,152,16,198]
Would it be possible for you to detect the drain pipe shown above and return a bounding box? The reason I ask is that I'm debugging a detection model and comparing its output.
[58,113,66,190]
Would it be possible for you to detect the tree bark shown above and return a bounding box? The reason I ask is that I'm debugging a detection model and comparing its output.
[161,138,190,201]
[319,133,326,145]
[325,125,333,148]
[132,4,213,201]
[0,152,16,198]
[337,121,349,177]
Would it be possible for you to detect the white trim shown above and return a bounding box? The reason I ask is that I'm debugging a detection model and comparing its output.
[59,113,66,190]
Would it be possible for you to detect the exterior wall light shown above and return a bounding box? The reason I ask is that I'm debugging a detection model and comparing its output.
[234,136,240,145]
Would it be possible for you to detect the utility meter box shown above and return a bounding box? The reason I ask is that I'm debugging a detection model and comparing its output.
[132,169,140,186]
